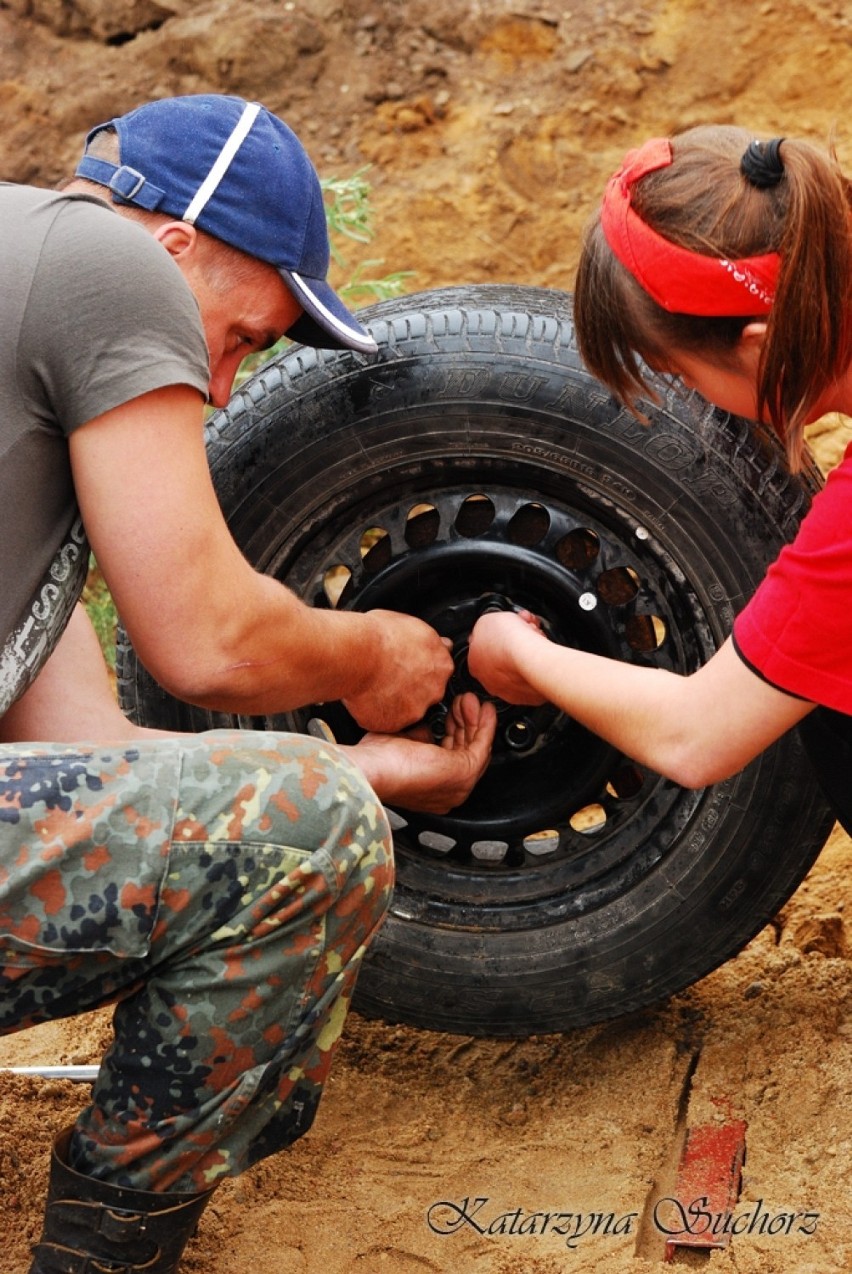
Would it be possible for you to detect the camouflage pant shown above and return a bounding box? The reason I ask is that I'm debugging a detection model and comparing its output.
[0,731,393,1193]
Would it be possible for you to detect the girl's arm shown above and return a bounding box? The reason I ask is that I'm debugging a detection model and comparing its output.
[467,611,814,788]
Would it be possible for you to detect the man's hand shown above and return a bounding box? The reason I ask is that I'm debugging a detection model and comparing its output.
[342,692,497,813]
[468,610,548,705]
[342,609,455,734]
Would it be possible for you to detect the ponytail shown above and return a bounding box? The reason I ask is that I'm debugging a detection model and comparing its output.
[759,139,852,466]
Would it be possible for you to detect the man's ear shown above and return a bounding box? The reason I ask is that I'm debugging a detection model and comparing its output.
[152,220,199,262]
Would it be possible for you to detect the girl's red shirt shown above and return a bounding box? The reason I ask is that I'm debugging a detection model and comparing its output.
[733,439,852,712]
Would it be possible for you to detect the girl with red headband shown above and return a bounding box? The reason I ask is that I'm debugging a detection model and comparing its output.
[468,125,852,829]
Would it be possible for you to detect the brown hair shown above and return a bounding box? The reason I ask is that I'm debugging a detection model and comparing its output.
[574,124,852,469]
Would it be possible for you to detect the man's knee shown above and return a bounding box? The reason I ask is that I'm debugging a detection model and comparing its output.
[174,730,394,942]
[178,730,389,855]
[310,747,394,952]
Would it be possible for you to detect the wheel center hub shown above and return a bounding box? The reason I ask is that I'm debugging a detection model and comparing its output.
[427,591,557,755]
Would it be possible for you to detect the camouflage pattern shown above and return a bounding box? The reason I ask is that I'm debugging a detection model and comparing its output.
[0,730,393,1192]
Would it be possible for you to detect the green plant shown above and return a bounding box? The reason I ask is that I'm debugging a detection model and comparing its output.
[82,554,117,671]
[322,166,376,258]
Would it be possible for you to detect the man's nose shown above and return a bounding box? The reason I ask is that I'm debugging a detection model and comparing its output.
[208,358,238,408]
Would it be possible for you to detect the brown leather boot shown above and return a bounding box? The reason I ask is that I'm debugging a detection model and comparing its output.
[29,1128,215,1274]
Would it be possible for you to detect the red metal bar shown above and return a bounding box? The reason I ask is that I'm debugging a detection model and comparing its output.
[663,1118,747,1260]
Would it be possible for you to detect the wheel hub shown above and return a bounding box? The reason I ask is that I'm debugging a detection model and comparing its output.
[269,476,699,918]
[428,591,559,757]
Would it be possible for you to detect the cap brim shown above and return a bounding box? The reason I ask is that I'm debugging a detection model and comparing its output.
[282,270,378,354]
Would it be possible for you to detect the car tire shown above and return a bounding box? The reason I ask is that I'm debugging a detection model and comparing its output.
[117,284,835,1035]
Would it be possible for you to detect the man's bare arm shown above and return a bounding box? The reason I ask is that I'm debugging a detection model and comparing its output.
[68,385,453,733]
[0,605,495,815]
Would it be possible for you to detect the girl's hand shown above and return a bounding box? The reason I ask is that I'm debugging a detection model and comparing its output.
[468,609,548,705]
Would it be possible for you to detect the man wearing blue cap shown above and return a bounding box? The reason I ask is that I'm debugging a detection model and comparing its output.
[0,94,495,1273]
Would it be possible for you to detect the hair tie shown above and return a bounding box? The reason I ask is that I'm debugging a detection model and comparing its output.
[741,138,786,189]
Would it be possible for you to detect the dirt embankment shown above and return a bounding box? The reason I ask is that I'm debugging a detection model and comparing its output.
[2,1,852,1271]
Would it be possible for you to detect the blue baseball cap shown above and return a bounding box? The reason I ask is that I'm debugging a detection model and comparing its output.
[75,94,378,355]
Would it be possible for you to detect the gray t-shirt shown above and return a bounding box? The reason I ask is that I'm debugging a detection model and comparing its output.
[0,183,210,712]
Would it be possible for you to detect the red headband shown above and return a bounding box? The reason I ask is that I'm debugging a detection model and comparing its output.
[599,138,780,316]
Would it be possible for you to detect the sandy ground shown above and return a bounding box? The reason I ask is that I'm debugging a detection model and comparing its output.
[3,0,852,1270]
[3,815,852,1273]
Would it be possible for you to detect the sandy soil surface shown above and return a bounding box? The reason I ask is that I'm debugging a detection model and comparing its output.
[2,1,852,1270]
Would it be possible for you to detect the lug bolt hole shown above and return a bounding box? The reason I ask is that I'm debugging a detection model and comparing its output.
[505,718,535,751]
[427,703,449,741]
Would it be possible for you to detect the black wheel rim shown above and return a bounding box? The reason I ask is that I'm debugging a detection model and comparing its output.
[247,454,715,933]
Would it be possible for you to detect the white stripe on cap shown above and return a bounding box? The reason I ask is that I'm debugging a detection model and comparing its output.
[289,270,370,343]
[182,101,262,225]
